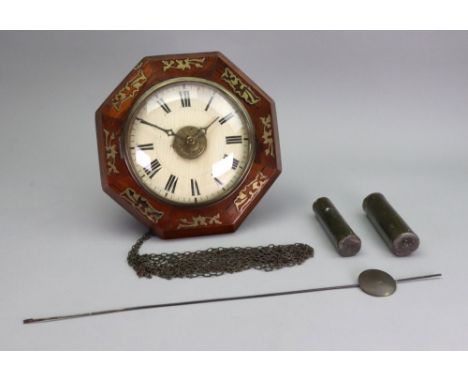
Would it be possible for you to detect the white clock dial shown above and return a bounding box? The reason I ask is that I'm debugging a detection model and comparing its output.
[124,78,255,205]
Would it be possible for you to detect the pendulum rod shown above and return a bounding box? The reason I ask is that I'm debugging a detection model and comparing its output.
[23,273,441,325]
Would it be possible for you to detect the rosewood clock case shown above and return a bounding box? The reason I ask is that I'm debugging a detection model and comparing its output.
[95,52,281,239]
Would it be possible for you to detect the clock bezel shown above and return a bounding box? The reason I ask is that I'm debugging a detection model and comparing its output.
[121,76,256,208]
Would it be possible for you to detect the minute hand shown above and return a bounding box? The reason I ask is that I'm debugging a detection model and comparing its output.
[199,116,220,135]
[136,117,179,137]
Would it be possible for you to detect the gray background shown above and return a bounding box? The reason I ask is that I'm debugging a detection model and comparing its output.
[1,31,467,350]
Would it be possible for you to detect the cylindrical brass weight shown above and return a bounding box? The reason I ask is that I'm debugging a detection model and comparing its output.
[363,192,420,257]
[313,197,361,257]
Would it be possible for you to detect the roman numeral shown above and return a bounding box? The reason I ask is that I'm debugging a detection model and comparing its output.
[157,98,171,113]
[205,93,215,111]
[191,179,201,196]
[225,135,242,144]
[219,112,234,125]
[214,177,223,187]
[231,158,239,170]
[136,143,154,151]
[164,174,178,193]
[224,154,239,170]
[180,91,191,108]
[144,158,162,179]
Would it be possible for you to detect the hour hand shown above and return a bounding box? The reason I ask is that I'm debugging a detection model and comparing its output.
[136,117,177,137]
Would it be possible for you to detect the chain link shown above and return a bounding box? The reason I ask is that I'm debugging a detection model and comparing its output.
[127,230,314,279]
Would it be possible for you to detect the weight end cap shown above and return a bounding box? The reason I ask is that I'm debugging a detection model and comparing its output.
[392,232,420,256]
[337,235,361,257]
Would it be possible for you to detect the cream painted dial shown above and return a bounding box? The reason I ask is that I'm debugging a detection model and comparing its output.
[124,78,255,205]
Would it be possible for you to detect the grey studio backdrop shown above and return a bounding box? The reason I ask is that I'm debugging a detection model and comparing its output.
[1,31,467,350]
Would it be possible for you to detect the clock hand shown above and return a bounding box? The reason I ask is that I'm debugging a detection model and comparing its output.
[136,117,181,137]
[198,116,220,136]
[205,116,220,130]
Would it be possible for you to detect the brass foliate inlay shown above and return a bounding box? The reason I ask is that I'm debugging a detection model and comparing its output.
[120,188,164,223]
[260,115,275,157]
[112,69,147,111]
[162,58,206,72]
[103,129,119,175]
[234,171,269,212]
[177,213,222,230]
[221,67,260,105]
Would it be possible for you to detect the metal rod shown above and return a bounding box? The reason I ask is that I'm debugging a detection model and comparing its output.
[23,273,442,325]
[23,283,358,324]
[396,273,442,283]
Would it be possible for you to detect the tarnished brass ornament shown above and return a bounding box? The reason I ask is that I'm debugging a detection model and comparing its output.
[172,126,208,159]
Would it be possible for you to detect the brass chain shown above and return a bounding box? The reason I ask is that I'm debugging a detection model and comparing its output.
[127,230,314,279]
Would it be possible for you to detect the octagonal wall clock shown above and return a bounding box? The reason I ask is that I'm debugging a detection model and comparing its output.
[96,52,281,239]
